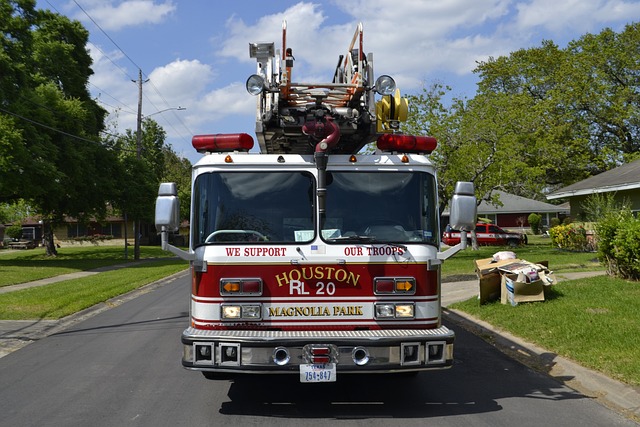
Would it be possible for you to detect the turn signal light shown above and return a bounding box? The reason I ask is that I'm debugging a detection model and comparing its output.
[220,278,263,295]
[374,277,416,294]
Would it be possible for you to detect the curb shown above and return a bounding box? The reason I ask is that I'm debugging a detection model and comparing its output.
[443,307,640,422]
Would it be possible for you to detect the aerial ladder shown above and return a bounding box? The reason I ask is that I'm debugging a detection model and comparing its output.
[245,21,409,155]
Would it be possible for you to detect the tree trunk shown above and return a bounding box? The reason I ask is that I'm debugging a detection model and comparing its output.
[43,220,58,257]
[471,229,479,250]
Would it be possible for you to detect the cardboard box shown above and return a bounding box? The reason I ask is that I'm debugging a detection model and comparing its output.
[475,258,527,304]
[501,274,544,305]
[475,257,556,305]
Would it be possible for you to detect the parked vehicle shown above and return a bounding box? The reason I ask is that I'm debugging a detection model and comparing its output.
[442,223,527,247]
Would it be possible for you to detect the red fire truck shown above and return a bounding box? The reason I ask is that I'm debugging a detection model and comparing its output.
[155,22,476,382]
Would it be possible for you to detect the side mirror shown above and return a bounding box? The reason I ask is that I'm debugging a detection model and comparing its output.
[155,182,180,232]
[449,181,476,232]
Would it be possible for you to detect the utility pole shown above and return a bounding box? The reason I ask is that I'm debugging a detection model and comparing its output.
[133,69,148,261]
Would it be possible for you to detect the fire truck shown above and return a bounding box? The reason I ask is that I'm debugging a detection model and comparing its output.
[155,22,476,382]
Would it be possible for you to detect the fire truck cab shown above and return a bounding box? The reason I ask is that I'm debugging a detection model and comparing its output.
[155,22,476,382]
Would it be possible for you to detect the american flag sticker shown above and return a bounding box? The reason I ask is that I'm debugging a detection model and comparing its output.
[311,245,325,254]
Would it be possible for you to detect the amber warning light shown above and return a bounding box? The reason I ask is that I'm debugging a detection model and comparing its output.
[192,133,254,153]
[376,134,437,154]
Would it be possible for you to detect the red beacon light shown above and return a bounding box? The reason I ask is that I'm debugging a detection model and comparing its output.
[376,134,437,154]
[192,133,254,153]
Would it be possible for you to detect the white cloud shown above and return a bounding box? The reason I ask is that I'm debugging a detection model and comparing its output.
[513,0,640,34]
[79,0,638,162]
[217,0,516,91]
[146,59,214,106]
[73,0,176,31]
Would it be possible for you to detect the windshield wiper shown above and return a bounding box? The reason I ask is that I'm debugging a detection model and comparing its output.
[326,235,377,243]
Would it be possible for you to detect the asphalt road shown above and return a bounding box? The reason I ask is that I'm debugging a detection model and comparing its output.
[0,274,636,427]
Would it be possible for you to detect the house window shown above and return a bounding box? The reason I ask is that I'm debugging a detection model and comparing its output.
[97,223,122,238]
[67,223,87,238]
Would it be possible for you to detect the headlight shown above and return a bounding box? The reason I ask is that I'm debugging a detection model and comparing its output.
[395,304,415,318]
[242,305,261,319]
[374,303,415,319]
[375,304,395,318]
[222,305,241,319]
[374,75,396,95]
[246,74,265,95]
[221,304,262,320]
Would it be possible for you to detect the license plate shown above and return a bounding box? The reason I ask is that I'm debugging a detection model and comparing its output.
[299,363,336,383]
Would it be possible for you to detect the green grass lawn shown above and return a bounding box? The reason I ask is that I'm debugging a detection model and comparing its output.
[450,275,640,387]
[0,246,177,287]
[0,258,187,319]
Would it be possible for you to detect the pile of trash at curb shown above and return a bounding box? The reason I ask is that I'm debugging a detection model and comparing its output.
[474,251,556,306]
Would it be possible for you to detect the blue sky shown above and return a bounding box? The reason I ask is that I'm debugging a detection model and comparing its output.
[37,0,640,163]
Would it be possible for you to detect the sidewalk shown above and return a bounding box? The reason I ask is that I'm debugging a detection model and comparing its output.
[0,266,639,421]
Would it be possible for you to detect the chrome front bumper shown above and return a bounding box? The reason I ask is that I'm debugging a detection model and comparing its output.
[181,326,455,374]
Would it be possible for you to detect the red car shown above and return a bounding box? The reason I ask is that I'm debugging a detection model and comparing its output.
[442,223,527,247]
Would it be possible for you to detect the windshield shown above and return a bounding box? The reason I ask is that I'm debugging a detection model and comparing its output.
[322,171,439,245]
[192,171,315,245]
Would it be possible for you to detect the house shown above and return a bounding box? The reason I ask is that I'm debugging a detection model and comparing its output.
[5,215,188,248]
[476,191,569,229]
[5,216,136,247]
[546,159,640,219]
[442,190,569,231]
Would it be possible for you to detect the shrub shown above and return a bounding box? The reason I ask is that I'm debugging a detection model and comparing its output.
[595,207,637,279]
[5,225,23,240]
[549,223,588,251]
[528,212,542,234]
[550,217,561,228]
[611,220,640,280]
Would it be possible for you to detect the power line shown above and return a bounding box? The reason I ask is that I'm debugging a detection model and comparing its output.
[72,0,142,76]
[43,1,193,149]
[70,1,194,141]
[0,106,137,153]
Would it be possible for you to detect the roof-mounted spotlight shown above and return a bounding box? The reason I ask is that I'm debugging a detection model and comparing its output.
[249,42,275,60]
[246,74,266,96]
[374,75,396,96]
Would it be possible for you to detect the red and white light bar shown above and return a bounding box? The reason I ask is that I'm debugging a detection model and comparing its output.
[192,133,254,153]
[376,134,437,154]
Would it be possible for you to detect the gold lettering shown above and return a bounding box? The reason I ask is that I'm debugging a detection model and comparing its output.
[267,305,366,317]
[274,267,362,288]
[331,305,365,316]
[302,267,314,280]
[289,269,301,282]
[275,272,289,287]
[348,271,360,287]
[325,267,336,280]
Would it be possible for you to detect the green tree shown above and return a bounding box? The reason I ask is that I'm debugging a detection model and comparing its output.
[0,2,113,256]
[110,117,177,259]
[473,23,640,194]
